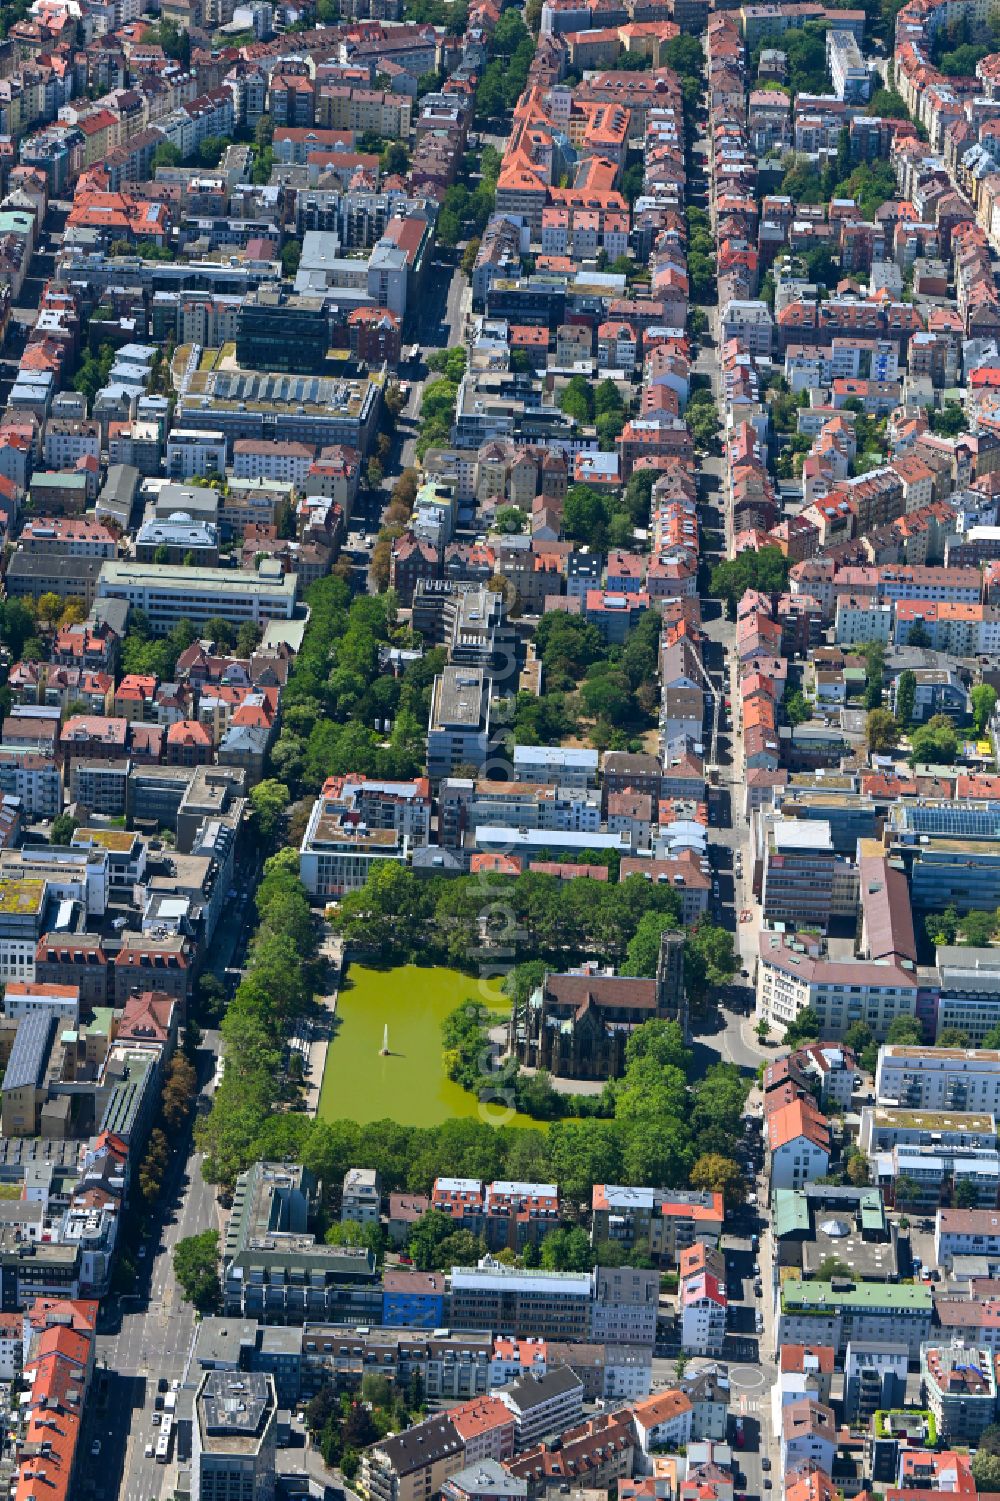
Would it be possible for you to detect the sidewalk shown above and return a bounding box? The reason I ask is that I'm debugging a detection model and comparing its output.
[302,928,344,1116]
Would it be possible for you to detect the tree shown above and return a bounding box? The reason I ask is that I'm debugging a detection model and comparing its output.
[494,505,527,534]
[895,669,916,728]
[595,378,624,417]
[857,641,886,710]
[710,548,790,616]
[625,1019,691,1075]
[381,141,409,176]
[367,458,384,491]
[559,375,594,424]
[816,1255,851,1279]
[846,1154,869,1186]
[625,910,679,977]
[931,401,966,438]
[926,904,960,948]
[561,486,613,551]
[844,1021,873,1055]
[972,683,998,735]
[198,135,231,168]
[784,1006,821,1046]
[37,592,62,626]
[784,690,811,727]
[938,1027,970,1048]
[406,1209,454,1271]
[866,708,899,754]
[236,621,262,658]
[195,972,228,1026]
[327,1219,384,1257]
[953,1178,980,1212]
[161,1051,197,1130]
[894,1174,919,1211]
[886,1016,923,1045]
[50,813,78,846]
[153,16,190,63]
[173,1230,220,1311]
[281,238,302,279]
[539,1226,593,1271]
[959,909,998,947]
[685,923,739,1011]
[690,1152,744,1204]
[249,779,291,843]
[867,88,910,119]
[204,617,236,652]
[461,237,481,276]
[663,34,704,76]
[909,713,958,765]
[974,1450,1000,1493]
[152,142,182,170]
[688,402,720,451]
[60,601,86,628]
[688,307,708,341]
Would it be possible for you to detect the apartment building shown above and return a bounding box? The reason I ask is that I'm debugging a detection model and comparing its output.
[298,789,409,900]
[510,746,599,787]
[679,1243,726,1355]
[363,1414,466,1501]
[96,562,298,632]
[590,1266,658,1345]
[165,429,228,481]
[920,1342,998,1441]
[448,1266,593,1343]
[757,936,921,1040]
[192,1370,277,1501]
[232,438,316,486]
[768,1097,832,1190]
[19,517,118,560]
[777,1278,933,1359]
[42,419,100,470]
[935,1209,1000,1268]
[936,948,1000,1046]
[759,817,858,930]
[495,1367,584,1450]
[222,1162,380,1323]
[0,879,49,982]
[439,781,602,848]
[876,1047,1000,1114]
[590,1186,724,1264]
[427,668,492,781]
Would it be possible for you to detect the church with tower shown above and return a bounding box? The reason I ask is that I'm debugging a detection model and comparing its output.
[508,930,688,1081]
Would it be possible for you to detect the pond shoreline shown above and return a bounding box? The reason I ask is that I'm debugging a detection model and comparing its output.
[317,960,544,1129]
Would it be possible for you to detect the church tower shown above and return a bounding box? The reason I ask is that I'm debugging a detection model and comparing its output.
[655,929,688,1040]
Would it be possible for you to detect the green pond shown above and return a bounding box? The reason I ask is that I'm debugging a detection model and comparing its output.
[318,963,543,1129]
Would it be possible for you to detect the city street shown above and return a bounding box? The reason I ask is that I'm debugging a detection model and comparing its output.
[81,864,260,1501]
[84,1031,222,1501]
